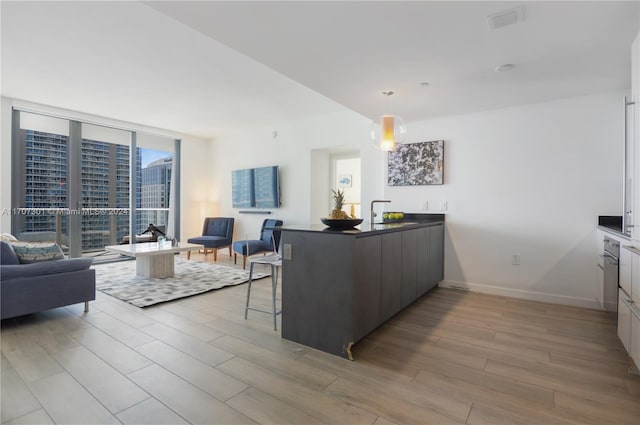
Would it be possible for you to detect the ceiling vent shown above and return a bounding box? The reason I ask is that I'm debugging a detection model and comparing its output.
[487,6,525,30]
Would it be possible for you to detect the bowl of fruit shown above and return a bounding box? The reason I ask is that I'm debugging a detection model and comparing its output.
[382,211,405,223]
[320,189,363,229]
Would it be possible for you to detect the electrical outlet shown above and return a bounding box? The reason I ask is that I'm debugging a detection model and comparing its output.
[422,201,428,211]
[284,244,292,261]
[440,201,448,211]
[512,254,520,265]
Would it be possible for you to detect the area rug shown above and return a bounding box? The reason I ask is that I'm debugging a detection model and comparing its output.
[94,258,269,308]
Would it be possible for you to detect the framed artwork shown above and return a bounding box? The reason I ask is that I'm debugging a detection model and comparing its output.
[388,140,444,186]
[338,174,352,188]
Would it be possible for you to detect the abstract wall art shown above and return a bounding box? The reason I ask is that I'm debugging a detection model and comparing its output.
[387,140,444,186]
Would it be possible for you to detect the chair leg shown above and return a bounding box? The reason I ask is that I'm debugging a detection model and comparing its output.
[214,249,218,261]
[84,301,89,313]
[187,251,191,260]
[228,246,232,256]
[242,255,247,269]
[245,263,255,320]
[272,265,278,330]
[234,253,237,264]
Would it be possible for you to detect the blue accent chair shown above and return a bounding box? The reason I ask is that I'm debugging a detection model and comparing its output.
[187,217,235,261]
[233,219,283,269]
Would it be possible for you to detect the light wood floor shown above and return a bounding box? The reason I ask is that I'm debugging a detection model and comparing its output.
[2,252,640,424]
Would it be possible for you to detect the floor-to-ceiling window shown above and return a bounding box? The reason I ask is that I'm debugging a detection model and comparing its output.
[11,109,180,261]
[137,133,175,237]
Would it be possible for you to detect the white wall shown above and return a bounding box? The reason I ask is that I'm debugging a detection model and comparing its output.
[1,97,12,232]
[210,109,379,239]
[386,91,625,308]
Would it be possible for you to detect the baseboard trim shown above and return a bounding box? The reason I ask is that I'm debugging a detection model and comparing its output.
[439,280,604,310]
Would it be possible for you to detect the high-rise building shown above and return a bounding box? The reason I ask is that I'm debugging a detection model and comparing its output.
[19,129,143,252]
[140,157,172,231]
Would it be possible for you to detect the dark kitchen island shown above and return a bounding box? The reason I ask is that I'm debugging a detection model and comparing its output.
[280,215,444,360]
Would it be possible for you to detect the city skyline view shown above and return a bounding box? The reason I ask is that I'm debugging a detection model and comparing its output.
[17,127,174,256]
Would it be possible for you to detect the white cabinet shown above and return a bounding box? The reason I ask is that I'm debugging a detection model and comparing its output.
[632,33,640,240]
[619,289,632,353]
[632,312,640,368]
[617,245,640,371]
[632,251,640,304]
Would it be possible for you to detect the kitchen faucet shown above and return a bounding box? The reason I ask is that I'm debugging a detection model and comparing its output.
[370,200,391,224]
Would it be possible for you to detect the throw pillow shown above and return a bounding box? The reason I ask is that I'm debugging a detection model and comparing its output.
[10,241,65,264]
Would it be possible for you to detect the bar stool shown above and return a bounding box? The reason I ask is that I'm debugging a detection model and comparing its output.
[244,232,282,330]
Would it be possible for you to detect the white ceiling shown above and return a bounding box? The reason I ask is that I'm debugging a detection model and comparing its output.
[2,1,639,140]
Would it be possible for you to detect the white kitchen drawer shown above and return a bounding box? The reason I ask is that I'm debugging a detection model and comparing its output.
[618,289,632,353]
[633,250,640,304]
[632,309,640,369]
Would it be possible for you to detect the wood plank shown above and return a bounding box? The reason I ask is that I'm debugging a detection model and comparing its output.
[300,349,472,422]
[217,356,377,425]
[69,326,153,375]
[211,335,337,391]
[116,398,189,425]
[82,312,155,348]
[29,372,120,424]
[1,331,64,383]
[5,409,54,425]
[127,364,256,425]
[140,322,234,367]
[412,370,578,425]
[144,308,226,342]
[553,391,640,424]
[52,345,150,414]
[135,340,248,402]
[324,377,465,424]
[1,354,42,423]
[484,359,640,409]
[226,387,327,425]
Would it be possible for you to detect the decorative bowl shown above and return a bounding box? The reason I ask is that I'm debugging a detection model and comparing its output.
[320,218,364,229]
[382,211,405,223]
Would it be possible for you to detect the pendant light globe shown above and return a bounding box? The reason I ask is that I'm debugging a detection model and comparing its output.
[370,91,406,151]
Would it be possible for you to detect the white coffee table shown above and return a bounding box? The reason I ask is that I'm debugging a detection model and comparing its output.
[105,242,203,278]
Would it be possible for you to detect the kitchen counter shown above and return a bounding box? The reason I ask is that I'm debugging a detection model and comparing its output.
[281,220,444,236]
[280,218,444,359]
[281,213,445,235]
[598,225,631,240]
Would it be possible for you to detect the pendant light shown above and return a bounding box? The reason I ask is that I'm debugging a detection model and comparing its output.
[371,91,406,151]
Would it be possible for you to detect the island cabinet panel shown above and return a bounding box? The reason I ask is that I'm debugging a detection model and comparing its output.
[281,220,444,359]
[380,232,403,322]
[281,231,356,358]
[416,226,432,297]
[429,223,444,290]
[353,235,382,341]
[401,229,418,308]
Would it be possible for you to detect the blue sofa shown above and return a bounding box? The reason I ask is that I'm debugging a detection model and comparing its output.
[0,241,96,320]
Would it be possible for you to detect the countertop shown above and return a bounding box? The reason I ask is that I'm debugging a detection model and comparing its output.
[598,225,631,240]
[280,220,444,236]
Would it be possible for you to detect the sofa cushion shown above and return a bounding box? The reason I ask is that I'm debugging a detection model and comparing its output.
[0,233,17,242]
[1,257,94,280]
[10,241,65,264]
[0,241,19,265]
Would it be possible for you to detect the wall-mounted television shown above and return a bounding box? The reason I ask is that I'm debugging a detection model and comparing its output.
[232,165,280,208]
